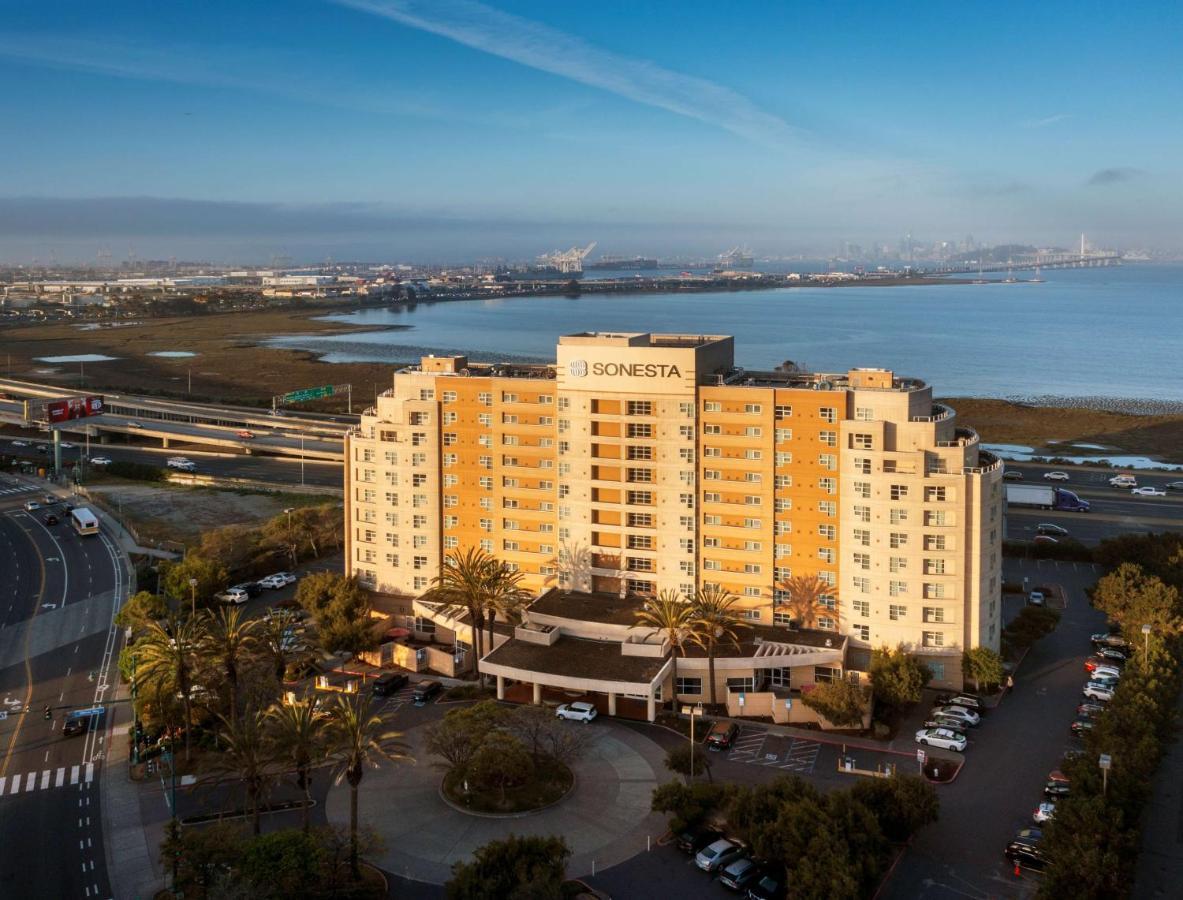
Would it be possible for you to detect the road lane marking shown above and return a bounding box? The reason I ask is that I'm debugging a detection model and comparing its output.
[56,767,65,786]
[70,764,80,784]
[40,769,49,789]
[85,762,94,783]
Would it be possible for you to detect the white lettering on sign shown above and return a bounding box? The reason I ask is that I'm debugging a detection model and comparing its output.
[589,362,682,378]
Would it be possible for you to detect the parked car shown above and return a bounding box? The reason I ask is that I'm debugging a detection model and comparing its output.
[1077,701,1106,718]
[1085,657,1121,673]
[719,856,761,891]
[555,701,598,723]
[11,440,28,447]
[1028,590,1045,606]
[1089,672,1119,688]
[230,581,263,599]
[695,838,746,873]
[1083,683,1115,702]
[43,513,59,526]
[1036,523,1069,536]
[1043,471,1070,481]
[930,705,980,727]
[259,572,297,589]
[935,692,982,711]
[706,721,740,750]
[1003,470,1024,481]
[1091,665,1121,681]
[1006,835,1048,872]
[1070,718,1096,736]
[1033,801,1056,824]
[747,869,787,900]
[216,587,250,605]
[88,456,112,466]
[1131,486,1166,497]
[923,716,968,734]
[915,727,967,752]
[676,823,723,855]
[372,672,409,697]
[412,680,442,705]
[1033,535,1059,545]
[1095,646,1129,662]
[1047,770,1070,784]
[1091,633,1130,650]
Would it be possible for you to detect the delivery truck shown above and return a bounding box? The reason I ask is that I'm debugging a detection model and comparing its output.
[1006,484,1090,512]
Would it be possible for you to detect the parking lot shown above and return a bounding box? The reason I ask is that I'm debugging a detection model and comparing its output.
[880,558,1109,899]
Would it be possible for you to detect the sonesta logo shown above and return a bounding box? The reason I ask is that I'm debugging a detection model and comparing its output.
[568,359,682,378]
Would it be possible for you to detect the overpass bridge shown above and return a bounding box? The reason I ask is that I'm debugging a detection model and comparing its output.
[929,252,1122,275]
[0,378,347,468]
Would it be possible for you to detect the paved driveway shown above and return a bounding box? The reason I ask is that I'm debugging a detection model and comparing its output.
[879,558,1107,899]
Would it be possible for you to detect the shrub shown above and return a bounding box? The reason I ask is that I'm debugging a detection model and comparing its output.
[801,680,868,729]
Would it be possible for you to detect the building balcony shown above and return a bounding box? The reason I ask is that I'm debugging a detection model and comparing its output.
[912,403,954,423]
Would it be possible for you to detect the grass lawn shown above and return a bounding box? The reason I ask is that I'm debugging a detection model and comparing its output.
[443,757,574,815]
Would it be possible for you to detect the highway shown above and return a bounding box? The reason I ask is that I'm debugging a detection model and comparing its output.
[1002,459,1183,544]
[0,473,125,899]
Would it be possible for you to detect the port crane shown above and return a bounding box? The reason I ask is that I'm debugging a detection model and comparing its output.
[537,242,597,274]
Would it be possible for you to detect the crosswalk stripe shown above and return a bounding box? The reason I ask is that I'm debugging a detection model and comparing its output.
[11,773,24,794]
[40,770,50,790]
[55,767,65,787]
[0,777,6,794]
[70,765,80,785]
[84,763,95,783]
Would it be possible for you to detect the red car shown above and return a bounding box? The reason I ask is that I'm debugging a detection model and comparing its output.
[237,430,255,439]
[1085,656,1120,673]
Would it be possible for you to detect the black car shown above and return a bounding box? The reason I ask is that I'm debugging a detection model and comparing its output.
[747,869,787,900]
[676,823,723,855]
[1070,718,1096,736]
[372,672,410,697]
[412,680,442,705]
[43,513,59,526]
[1095,646,1129,662]
[719,856,761,891]
[935,692,982,711]
[706,721,740,750]
[1006,837,1048,871]
[231,581,264,599]
[1003,470,1024,481]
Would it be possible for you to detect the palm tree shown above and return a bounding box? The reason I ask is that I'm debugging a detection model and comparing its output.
[200,606,260,718]
[326,693,411,879]
[423,547,500,683]
[257,607,303,686]
[267,696,327,833]
[205,707,274,836]
[484,563,531,667]
[778,574,840,631]
[686,586,747,707]
[634,590,693,707]
[136,616,200,761]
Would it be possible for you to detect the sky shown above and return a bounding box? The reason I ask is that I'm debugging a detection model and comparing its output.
[0,0,1180,264]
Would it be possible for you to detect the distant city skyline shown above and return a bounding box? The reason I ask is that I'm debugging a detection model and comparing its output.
[0,1,1180,262]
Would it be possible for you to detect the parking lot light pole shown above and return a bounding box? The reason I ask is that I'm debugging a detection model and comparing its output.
[1142,623,1152,656]
[188,577,197,618]
[681,703,703,779]
[1099,753,1112,796]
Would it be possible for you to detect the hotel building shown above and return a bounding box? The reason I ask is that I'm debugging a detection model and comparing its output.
[345,332,1003,710]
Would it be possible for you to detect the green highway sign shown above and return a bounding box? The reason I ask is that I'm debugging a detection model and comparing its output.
[280,385,335,403]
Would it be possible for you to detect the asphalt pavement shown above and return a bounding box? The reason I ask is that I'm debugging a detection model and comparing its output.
[0,476,125,899]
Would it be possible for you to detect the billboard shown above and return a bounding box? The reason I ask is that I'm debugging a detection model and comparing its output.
[45,395,104,423]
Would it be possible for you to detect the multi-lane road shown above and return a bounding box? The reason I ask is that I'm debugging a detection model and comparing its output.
[1002,459,1183,544]
[0,474,126,899]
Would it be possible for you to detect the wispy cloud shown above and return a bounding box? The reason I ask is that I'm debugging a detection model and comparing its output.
[1087,166,1145,186]
[1025,112,1072,128]
[333,0,798,148]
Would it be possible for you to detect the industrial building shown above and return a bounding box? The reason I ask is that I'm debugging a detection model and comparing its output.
[345,332,1003,708]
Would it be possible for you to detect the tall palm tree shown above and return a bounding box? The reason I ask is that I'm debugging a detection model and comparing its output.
[686,586,747,707]
[778,574,840,631]
[484,563,531,666]
[326,693,411,879]
[267,696,327,833]
[423,547,500,683]
[205,707,274,836]
[136,616,201,761]
[257,608,301,686]
[200,606,260,718]
[634,590,693,707]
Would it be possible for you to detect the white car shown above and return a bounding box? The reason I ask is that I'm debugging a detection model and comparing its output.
[1033,801,1056,824]
[1028,591,1045,606]
[915,727,967,752]
[259,572,297,590]
[1043,471,1070,481]
[930,705,980,727]
[23,500,41,512]
[1091,665,1122,681]
[555,701,598,723]
[127,421,143,429]
[11,440,28,447]
[216,587,250,605]
[60,442,75,449]
[89,457,112,466]
[1131,486,1166,497]
[1083,683,1114,702]
[1109,475,1137,488]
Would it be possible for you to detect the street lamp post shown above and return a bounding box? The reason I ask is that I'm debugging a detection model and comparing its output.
[1099,753,1112,796]
[681,703,704,779]
[284,507,296,566]
[299,435,305,485]
[188,577,197,618]
[1142,623,1152,655]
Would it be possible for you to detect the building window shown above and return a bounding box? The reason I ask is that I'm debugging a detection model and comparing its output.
[889,603,907,620]
[819,454,837,470]
[627,557,654,572]
[816,615,836,631]
[889,556,907,573]
[923,631,944,648]
[855,407,873,421]
[819,477,837,494]
[925,535,947,551]
[775,475,792,488]
[626,445,653,461]
[852,505,871,523]
[775,452,793,466]
[775,404,792,418]
[852,433,873,449]
[627,468,653,483]
[852,599,870,618]
[890,484,908,500]
[704,401,722,412]
[852,552,870,570]
[926,486,947,502]
[852,576,870,593]
[890,508,908,525]
[627,534,653,550]
[626,512,654,528]
[818,548,835,564]
[818,524,836,540]
[675,677,702,696]
[924,607,945,623]
[625,579,654,596]
[853,624,870,641]
[926,510,948,526]
[853,458,871,475]
[926,558,946,575]
[925,583,946,599]
[626,422,652,439]
[889,532,908,548]
[627,400,652,416]
[852,528,871,547]
[776,428,792,442]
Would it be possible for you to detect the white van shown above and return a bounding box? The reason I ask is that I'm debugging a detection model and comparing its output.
[1108,474,1137,488]
[166,457,197,472]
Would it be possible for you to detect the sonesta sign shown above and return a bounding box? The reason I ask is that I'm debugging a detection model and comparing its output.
[569,360,682,378]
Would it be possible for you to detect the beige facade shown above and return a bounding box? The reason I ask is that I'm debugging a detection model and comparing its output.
[345,332,1002,689]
